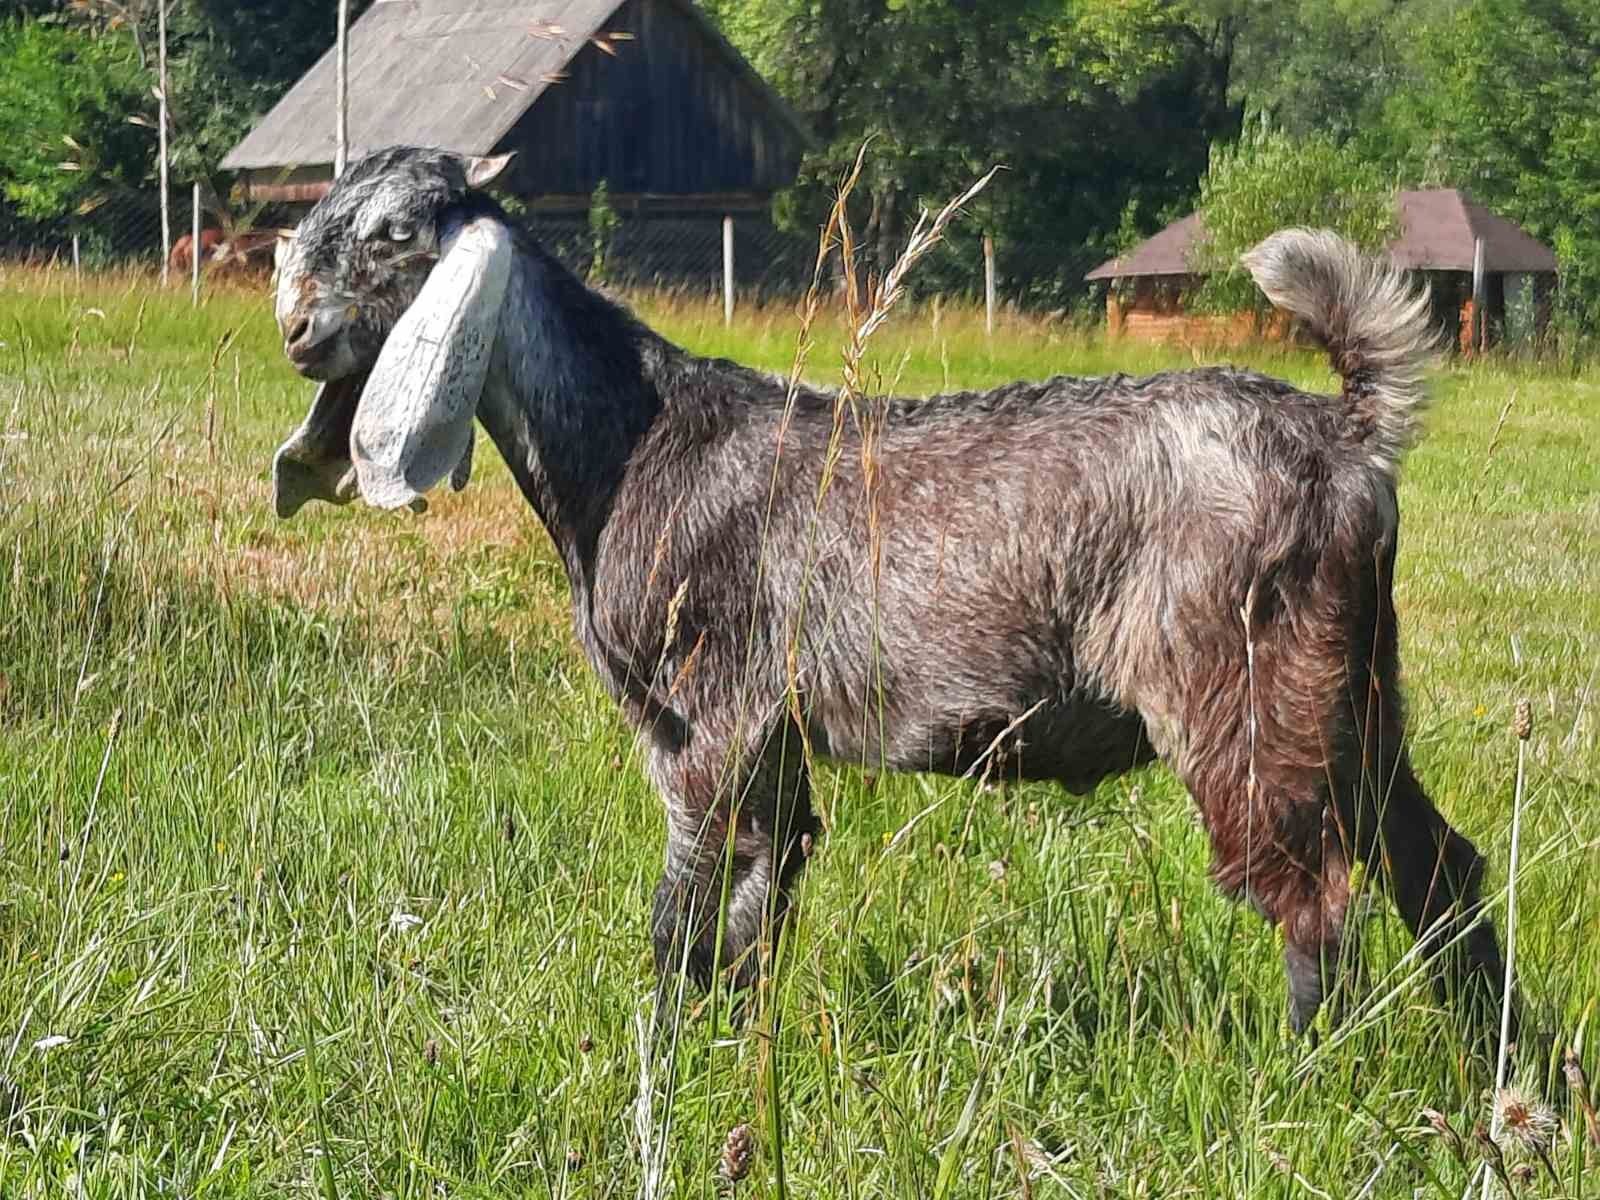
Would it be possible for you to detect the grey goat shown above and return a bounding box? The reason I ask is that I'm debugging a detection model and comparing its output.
[272,146,1508,1038]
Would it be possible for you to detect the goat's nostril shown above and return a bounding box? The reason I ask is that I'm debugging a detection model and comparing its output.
[285,316,311,349]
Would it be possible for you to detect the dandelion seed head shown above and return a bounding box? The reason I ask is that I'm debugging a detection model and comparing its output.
[1494,1086,1558,1156]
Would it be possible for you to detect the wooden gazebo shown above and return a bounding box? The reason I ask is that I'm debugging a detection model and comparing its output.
[1086,189,1559,350]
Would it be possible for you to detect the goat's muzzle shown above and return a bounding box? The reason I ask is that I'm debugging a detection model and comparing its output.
[280,303,349,376]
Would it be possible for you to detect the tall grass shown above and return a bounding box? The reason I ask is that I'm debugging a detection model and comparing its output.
[0,260,1596,1197]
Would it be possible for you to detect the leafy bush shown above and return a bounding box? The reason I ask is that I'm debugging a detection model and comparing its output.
[0,21,150,220]
[1190,123,1395,313]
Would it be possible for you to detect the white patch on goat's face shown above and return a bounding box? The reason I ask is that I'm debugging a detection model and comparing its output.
[273,237,308,329]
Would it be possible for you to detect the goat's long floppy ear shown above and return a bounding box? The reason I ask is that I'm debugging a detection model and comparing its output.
[348,213,513,511]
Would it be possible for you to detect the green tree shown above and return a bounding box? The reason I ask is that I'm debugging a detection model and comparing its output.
[707,0,1242,306]
[0,19,149,220]
[167,0,375,183]
[1223,0,1457,149]
[1191,121,1395,311]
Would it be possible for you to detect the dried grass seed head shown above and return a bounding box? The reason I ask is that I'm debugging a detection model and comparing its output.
[720,1122,755,1183]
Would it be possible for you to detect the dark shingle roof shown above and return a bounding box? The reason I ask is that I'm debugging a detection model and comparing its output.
[1389,189,1557,272]
[221,0,808,172]
[1084,189,1558,281]
[1083,212,1203,281]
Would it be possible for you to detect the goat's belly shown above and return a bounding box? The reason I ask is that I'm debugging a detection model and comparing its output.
[815,697,1155,794]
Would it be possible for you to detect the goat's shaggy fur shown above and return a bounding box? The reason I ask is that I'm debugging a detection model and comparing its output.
[274,147,1510,1038]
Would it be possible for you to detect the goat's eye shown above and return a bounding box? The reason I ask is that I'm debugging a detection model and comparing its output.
[389,224,413,243]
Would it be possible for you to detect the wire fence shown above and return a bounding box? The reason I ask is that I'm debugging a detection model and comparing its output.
[521,213,821,302]
[0,187,1106,315]
[0,191,173,270]
[478,212,1105,311]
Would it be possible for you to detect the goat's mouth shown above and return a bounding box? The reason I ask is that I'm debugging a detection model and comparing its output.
[271,370,369,517]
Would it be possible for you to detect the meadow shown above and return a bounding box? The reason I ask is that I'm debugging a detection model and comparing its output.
[0,264,1596,1198]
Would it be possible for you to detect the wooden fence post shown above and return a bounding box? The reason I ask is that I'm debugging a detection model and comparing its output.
[722,214,735,326]
[335,0,350,177]
[983,234,996,336]
[191,183,201,306]
[158,0,170,283]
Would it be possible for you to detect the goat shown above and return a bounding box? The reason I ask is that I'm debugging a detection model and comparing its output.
[270,146,1510,1041]
[168,227,225,274]
[212,227,294,276]
[272,229,294,285]
[170,227,289,280]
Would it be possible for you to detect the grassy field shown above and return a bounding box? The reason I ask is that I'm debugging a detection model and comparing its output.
[0,264,1597,1199]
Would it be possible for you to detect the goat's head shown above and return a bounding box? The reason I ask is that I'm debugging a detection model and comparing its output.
[272,145,514,517]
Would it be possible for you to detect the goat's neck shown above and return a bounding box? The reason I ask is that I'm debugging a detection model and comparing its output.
[474,239,662,591]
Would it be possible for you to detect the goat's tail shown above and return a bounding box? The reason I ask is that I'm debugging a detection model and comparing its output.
[1242,228,1439,475]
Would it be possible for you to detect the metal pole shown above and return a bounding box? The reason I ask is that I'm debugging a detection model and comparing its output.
[72,234,80,282]
[158,0,170,284]
[1471,235,1486,354]
[983,234,996,336]
[335,0,350,177]
[722,214,734,326]
[191,182,201,306]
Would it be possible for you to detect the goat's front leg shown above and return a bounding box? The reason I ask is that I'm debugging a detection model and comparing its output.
[648,721,817,994]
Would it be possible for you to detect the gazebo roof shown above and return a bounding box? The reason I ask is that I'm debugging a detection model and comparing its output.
[1084,213,1203,281]
[1388,188,1557,273]
[1085,189,1558,281]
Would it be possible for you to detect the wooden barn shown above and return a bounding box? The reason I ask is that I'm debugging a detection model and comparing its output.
[220,0,810,218]
[1087,189,1558,351]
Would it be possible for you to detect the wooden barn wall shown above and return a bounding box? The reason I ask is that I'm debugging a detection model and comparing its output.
[504,0,803,199]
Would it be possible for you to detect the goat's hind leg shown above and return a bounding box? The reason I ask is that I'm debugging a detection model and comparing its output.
[649,719,817,997]
[1278,832,1357,1038]
[1372,750,1508,1041]
[1356,613,1510,1039]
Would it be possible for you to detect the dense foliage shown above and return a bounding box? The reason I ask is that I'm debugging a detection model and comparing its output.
[0,20,148,220]
[2,0,1598,324]
[1386,0,1600,336]
[0,1,371,236]
[706,0,1238,305]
